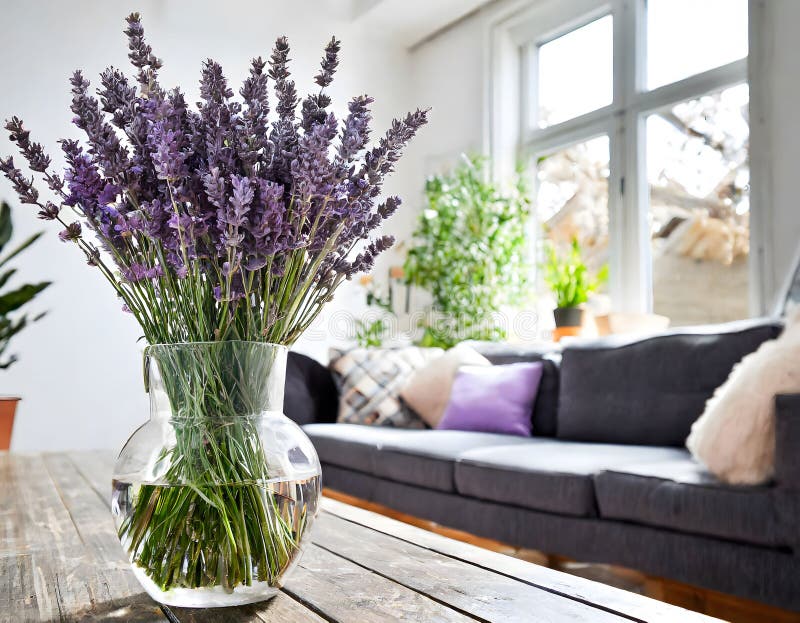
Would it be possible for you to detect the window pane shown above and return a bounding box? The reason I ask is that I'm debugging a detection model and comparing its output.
[647,0,748,90]
[648,84,749,326]
[537,16,613,128]
[537,135,610,279]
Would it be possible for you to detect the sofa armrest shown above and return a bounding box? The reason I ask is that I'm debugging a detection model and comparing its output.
[775,394,800,553]
[775,394,800,489]
[284,351,339,425]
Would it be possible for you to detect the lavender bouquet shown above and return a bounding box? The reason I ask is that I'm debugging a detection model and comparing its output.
[2,13,426,602]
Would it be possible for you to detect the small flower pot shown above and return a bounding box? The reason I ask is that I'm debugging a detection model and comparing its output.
[0,397,20,451]
[553,306,585,328]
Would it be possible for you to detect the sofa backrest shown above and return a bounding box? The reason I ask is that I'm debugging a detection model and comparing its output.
[284,351,339,425]
[556,318,783,447]
[470,342,562,436]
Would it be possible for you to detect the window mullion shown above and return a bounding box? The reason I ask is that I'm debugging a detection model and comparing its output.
[609,0,650,312]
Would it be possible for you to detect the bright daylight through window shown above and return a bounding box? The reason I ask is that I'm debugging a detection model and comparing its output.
[529,0,749,326]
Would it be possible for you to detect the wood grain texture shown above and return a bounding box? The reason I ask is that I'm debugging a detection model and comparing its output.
[0,452,732,622]
[320,496,721,623]
[0,452,166,622]
[284,543,474,622]
[311,513,629,623]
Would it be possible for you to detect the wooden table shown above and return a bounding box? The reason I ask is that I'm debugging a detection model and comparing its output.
[0,451,722,622]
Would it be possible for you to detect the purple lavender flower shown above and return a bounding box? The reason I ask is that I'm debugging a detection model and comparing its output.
[0,156,39,205]
[99,68,137,129]
[62,140,105,216]
[58,222,82,242]
[315,37,340,88]
[70,71,131,181]
[123,262,164,282]
[268,37,299,185]
[0,14,428,346]
[124,12,163,94]
[238,57,270,168]
[5,117,51,173]
[337,96,373,163]
[150,121,188,181]
[202,167,226,210]
[299,38,340,133]
[217,174,252,251]
[291,113,338,211]
[38,202,60,221]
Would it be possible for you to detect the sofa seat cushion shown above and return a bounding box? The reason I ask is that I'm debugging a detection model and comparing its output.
[455,441,685,517]
[594,455,784,547]
[304,423,530,492]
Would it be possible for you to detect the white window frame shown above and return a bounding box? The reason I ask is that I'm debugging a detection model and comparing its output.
[486,0,763,315]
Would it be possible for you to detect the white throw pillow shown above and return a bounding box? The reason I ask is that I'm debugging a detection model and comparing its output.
[400,344,491,428]
[687,312,800,485]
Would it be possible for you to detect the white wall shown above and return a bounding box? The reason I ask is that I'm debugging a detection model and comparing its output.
[404,10,487,180]
[0,0,415,451]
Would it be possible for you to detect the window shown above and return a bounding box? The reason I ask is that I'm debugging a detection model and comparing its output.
[536,16,613,128]
[647,84,750,324]
[536,135,610,278]
[509,0,750,326]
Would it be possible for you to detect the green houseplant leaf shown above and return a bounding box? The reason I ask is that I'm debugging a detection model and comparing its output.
[0,201,50,368]
[542,237,607,309]
[403,155,532,347]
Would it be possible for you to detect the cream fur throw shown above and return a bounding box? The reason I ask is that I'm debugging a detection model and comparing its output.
[687,312,800,485]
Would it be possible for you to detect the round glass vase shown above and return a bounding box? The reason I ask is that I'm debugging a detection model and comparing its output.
[111,341,321,608]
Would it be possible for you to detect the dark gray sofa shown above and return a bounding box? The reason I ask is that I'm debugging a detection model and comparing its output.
[285,318,800,611]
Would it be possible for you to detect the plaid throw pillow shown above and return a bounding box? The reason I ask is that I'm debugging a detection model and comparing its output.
[329,346,444,428]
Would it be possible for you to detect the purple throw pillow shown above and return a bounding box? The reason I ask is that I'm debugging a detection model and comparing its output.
[437,362,544,436]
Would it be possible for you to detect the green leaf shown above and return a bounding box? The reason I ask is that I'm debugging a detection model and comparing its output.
[0,282,51,315]
[0,203,12,251]
[0,231,44,270]
[0,269,17,291]
[404,154,532,345]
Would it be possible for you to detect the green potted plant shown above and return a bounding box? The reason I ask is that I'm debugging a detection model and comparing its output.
[543,238,607,330]
[404,155,531,347]
[0,201,50,450]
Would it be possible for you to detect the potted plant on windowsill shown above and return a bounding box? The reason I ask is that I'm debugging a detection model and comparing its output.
[0,201,50,449]
[543,238,607,339]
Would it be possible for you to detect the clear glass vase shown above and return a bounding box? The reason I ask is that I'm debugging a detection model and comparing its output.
[111,341,321,608]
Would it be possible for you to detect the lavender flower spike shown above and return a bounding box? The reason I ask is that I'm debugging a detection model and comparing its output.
[0,12,427,346]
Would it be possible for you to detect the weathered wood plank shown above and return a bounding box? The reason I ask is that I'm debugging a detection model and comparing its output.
[5,452,726,622]
[66,449,116,504]
[40,452,167,622]
[312,512,629,623]
[0,453,108,622]
[0,455,39,621]
[321,497,719,623]
[284,543,475,622]
[0,453,28,557]
[0,553,38,623]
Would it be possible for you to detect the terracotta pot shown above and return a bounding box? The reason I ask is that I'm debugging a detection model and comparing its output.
[0,397,20,451]
[553,306,585,328]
